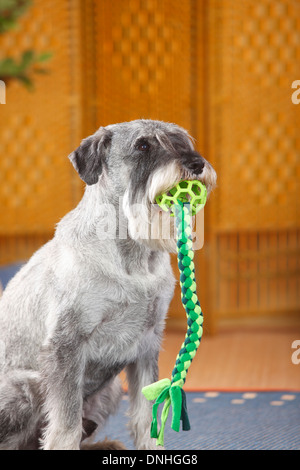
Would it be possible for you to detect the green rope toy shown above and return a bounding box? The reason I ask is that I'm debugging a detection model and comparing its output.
[142,180,207,447]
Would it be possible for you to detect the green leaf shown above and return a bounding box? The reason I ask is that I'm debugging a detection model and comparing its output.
[37,52,53,62]
[0,57,19,75]
[0,0,32,34]
[20,50,35,68]
[17,75,34,90]
[0,0,52,90]
[0,18,16,34]
[32,67,49,74]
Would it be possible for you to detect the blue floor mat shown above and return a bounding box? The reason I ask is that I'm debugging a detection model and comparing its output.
[0,262,24,289]
[94,391,300,450]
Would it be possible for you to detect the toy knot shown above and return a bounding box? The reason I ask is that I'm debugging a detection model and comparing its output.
[142,378,190,446]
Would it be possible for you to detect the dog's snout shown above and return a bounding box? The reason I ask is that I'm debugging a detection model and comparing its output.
[186,158,205,175]
[178,150,217,194]
[180,151,205,176]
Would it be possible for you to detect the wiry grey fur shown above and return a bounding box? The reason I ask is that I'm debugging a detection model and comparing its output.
[0,119,216,450]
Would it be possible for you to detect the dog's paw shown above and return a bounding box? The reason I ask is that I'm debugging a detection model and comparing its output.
[136,438,164,451]
[81,438,126,450]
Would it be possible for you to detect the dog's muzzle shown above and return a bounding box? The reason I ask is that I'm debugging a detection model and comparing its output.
[177,151,217,197]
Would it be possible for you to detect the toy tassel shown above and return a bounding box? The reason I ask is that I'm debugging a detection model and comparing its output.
[142,181,207,446]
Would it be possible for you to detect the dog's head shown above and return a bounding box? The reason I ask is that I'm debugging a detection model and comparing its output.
[69,119,217,251]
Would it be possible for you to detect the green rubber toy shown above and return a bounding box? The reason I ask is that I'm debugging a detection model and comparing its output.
[155,179,207,216]
[142,180,207,447]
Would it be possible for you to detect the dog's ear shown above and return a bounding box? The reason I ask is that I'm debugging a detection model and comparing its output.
[69,127,112,185]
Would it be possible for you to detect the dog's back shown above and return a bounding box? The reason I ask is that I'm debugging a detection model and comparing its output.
[0,242,56,371]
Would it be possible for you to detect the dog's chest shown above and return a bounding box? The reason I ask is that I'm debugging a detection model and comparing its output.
[82,293,164,395]
[86,293,161,359]
[82,253,175,387]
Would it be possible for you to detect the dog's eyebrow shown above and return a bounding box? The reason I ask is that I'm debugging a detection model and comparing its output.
[155,132,178,155]
[135,136,150,144]
[156,131,194,154]
[128,135,152,153]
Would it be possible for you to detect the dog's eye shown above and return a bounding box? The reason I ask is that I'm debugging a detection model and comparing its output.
[137,141,150,151]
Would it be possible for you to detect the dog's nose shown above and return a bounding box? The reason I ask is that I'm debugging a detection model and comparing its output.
[186,158,205,175]
[180,151,205,175]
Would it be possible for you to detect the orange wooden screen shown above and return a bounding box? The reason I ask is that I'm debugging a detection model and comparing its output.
[0,0,83,263]
[206,0,300,320]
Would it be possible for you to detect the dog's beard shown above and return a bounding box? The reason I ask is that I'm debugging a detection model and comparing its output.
[122,162,181,252]
[122,159,216,252]
[122,194,178,253]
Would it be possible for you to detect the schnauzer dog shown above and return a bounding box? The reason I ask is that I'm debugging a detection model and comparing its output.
[0,119,216,450]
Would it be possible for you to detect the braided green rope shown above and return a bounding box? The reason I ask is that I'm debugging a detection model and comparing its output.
[142,180,207,447]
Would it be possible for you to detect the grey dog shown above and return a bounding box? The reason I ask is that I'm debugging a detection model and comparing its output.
[0,119,216,450]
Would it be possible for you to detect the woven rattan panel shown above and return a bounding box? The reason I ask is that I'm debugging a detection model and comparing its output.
[93,0,195,130]
[0,0,82,244]
[205,0,300,319]
[216,229,300,316]
[207,0,300,231]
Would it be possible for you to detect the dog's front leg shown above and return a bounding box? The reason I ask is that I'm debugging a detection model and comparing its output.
[40,323,86,450]
[126,353,160,450]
